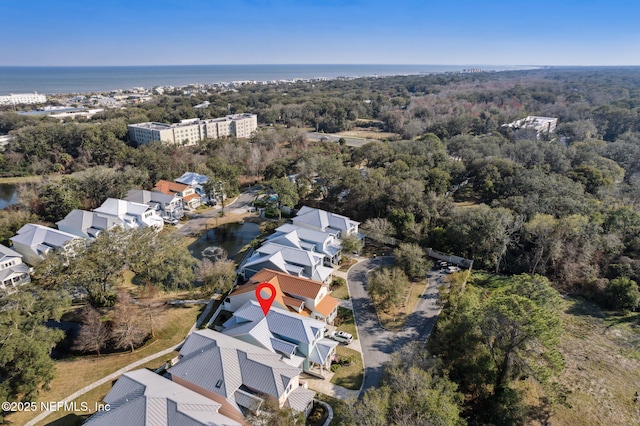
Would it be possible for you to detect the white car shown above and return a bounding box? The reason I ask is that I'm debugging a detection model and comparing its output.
[331,331,353,344]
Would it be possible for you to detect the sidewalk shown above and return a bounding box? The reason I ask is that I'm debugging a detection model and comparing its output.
[305,375,359,401]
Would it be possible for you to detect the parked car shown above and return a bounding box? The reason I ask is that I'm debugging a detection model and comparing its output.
[163,217,179,225]
[330,331,353,344]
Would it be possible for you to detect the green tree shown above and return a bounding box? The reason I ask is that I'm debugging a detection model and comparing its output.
[36,179,81,223]
[340,233,363,256]
[604,277,640,310]
[478,293,563,396]
[393,242,431,280]
[268,177,299,210]
[368,267,409,312]
[341,344,465,426]
[0,290,69,402]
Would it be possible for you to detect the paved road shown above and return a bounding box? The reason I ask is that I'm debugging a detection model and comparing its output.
[347,258,445,395]
[347,257,395,394]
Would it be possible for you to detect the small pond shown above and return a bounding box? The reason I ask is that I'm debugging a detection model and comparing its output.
[188,221,261,261]
[0,183,18,210]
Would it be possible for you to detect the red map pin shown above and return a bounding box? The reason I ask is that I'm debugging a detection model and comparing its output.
[255,282,276,316]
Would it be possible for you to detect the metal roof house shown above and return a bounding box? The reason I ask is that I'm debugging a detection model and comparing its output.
[168,330,315,424]
[56,209,124,239]
[175,171,209,187]
[9,224,82,266]
[239,243,333,284]
[0,244,30,292]
[93,198,164,230]
[292,206,359,238]
[125,189,184,219]
[266,223,343,265]
[84,369,240,426]
[222,300,338,375]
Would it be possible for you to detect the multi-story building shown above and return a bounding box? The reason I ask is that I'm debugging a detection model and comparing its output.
[0,92,47,105]
[0,244,31,292]
[128,113,258,146]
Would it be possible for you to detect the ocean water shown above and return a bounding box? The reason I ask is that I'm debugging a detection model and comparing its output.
[0,64,530,95]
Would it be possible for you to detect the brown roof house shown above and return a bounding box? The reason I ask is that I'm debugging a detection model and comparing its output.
[224,268,339,324]
[153,180,201,210]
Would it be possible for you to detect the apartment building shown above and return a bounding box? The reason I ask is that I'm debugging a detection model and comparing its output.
[0,92,47,105]
[128,113,257,146]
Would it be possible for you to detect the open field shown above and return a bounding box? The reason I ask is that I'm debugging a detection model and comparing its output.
[335,129,400,140]
[377,279,429,330]
[0,176,47,184]
[546,299,640,426]
[6,305,201,425]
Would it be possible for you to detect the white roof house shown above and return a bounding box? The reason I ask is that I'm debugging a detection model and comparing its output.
[239,243,333,284]
[266,223,343,265]
[84,369,239,426]
[0,244,30,291]
[168,330,315,423]
[223,300,338,374]
[9,224,81,266]
[94,198,164,230]
[292,206,359,238]
[56,209,124,239]
[175,172,209,187]
[124,189,184,219]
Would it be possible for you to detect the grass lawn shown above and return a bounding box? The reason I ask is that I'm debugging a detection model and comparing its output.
[377,279,428,331]
[330,284,350,300]
[334,307,358,339]
[0,175,47,184]
[338,258,357,272]
[314,393,351,425]
[7,305,201,426]
[471,271,512,289]
[547,298,640,426]
[330,277,350,300]
[330,346,363,390]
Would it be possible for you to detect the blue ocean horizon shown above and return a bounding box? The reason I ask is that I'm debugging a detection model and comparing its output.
[0,64,533,95]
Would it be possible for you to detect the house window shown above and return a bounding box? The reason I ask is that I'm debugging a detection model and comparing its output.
[215,379,223,388]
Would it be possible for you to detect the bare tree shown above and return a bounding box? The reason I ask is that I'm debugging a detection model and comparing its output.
[110,290,147,352]
[137,290,167,339]
[74,305,109,356]
[197,258,236,296]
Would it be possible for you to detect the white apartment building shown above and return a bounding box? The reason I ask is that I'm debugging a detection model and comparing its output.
[128,113,257,146]
[0,92,47,105]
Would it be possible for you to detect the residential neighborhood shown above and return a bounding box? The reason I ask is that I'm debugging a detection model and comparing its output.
[1,176,386,426]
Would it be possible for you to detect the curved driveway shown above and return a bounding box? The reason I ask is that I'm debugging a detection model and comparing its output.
[347,257,444,394]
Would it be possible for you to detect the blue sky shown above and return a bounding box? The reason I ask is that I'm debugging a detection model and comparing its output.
[1,0,639,66]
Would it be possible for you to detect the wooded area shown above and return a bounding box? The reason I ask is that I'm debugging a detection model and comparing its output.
[2,67,640,424]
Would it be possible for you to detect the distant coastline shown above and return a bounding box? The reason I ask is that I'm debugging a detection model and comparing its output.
[0,64,537,96]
